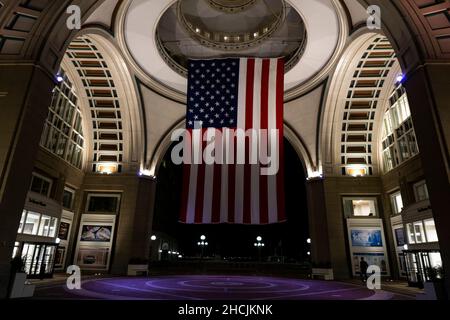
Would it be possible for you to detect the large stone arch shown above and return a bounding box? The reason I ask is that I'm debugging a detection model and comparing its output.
[321,30,401,177]
[61,29,144,174]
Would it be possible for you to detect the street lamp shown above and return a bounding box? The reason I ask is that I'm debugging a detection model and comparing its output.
[197,235,208,259]
[306,238,312,259]
[254,236,265,261]
[149,235,157,266]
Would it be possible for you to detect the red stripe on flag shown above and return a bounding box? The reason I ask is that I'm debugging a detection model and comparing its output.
[194,137,207,224]
[243,59,255,224]
[228,162,236,224]
[179,129,193,223]
[276,59,286,222]
[179,164,190,223]
[211,163,222,223]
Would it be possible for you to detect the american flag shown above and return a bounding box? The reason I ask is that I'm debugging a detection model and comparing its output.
[179,58,285,225]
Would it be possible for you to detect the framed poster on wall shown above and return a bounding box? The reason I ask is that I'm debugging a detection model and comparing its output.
[74,214,116,271]
[394,228,405,247]
[58,222,71,241]
[346,218,390,277]
[77,248,110,269]
[350,229,383,247]
[80,225,113,242]
[352,252,389,275]
[54,247,66,269]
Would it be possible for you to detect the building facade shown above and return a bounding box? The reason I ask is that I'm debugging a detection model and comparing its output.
[0,0,449,298]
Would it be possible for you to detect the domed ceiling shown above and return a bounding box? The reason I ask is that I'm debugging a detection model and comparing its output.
[121,0,347,99]
[158,0,306,76]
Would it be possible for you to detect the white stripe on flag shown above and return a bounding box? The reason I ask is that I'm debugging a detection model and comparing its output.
[251,59,262,224]
[220,128,229,223]
[234,58,248,224]
[268,59,279,224]
[186,128,202,223]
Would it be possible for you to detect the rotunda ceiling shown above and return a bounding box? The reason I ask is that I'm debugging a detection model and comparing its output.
[120,0,346,99]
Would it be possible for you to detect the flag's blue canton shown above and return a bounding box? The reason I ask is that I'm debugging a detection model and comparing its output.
[187,59,240,129]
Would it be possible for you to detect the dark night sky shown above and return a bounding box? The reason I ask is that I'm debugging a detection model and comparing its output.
[153,138,309,261]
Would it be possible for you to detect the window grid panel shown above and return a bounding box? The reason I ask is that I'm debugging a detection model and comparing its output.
[381,85,419,173]
[340,37,397,176]
[66,37,124,174]
[40,68,85,169]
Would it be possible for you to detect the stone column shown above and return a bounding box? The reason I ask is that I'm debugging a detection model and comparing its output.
[130,176,157,262]
[0,64,54,298]
[403,63,450,297]
[306,178,332,273]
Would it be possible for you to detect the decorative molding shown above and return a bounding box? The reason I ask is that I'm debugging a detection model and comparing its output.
[177,0,285,51]
[401,0,450,60]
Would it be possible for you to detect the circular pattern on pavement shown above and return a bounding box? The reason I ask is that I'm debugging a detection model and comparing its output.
[32,275,405,300]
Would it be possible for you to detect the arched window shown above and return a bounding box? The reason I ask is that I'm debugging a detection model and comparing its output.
[381,85,419,172]
[40,69,85,169]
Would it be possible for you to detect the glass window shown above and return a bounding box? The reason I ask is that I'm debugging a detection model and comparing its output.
[391,192,403,215]
[18,211,26,233]
[414,181,429,202]
[413,221,425,243]
[49,217,58,238]
[23,212,40,235]
[352,199,376,216]
[62,188,74,210]
[87,195,120,213]
[30,174,52,197]
[40,68,84,169]
[407,223,415,244]
[424,219,438,242]
[12,242,20,259]
[381,85,419,173]
[38,215,51,237]
[430,252,442,269]
[342,197,377,217]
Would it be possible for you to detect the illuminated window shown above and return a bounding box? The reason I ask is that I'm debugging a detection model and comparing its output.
[38,215,51,237]
[390,191,403,215]
[12,242,20,259]
[413,221,425,243]
[381,85,419,173]
[23,212,40,235]
[424,219,438,243]
[18,211,26,233]
[407,219,439,244]
[40,69,84,169]
[407,223,415,244]
[343,197,377,217]
[19,211,58,238]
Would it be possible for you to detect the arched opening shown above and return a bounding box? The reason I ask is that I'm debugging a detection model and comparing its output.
[152,137,309,267]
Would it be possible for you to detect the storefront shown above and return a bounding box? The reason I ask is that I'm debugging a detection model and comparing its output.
[20,242,59,279]
[403,250,443,287]
[15,185,62,278]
